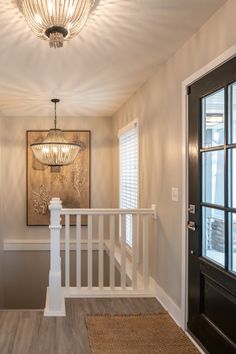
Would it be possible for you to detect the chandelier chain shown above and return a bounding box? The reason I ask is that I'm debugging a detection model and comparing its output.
[54,101,57,130]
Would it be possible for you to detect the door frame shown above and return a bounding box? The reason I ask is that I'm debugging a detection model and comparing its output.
[181,44,236,330]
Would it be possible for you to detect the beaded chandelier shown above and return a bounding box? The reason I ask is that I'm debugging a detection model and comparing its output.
[19,0,94,48]
[31,99,81,172]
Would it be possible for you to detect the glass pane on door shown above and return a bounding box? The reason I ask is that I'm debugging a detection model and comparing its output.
[230,83,236,144]
[202,89,224,148]
[230,214,236,273]
[202,207,225,266]
[202,150,224,206]
[229,149,236,208]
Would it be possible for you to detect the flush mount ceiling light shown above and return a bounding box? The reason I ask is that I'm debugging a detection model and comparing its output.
[17,0,94,48]
[31,99,81,172]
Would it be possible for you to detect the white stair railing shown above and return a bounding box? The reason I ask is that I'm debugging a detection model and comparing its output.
[44,198,157,317]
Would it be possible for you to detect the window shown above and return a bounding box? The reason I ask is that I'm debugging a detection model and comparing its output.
[119,121,138,246]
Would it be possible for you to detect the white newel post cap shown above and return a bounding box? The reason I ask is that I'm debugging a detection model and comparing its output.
[49,198,62,211]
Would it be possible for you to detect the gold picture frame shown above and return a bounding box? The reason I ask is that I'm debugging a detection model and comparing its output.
[27,130,91,226]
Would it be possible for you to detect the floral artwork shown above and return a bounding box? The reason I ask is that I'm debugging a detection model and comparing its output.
[27,130,90,225]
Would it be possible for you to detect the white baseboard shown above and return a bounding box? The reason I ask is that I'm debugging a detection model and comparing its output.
[150,278,207,352]
[105,241,183,327]
[149,277,182,327]
[64,286,154,298]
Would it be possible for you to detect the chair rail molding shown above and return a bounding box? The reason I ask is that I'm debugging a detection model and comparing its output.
[3,239,100,251]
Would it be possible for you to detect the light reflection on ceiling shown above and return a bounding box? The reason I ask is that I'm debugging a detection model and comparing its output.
[0,0,226,117]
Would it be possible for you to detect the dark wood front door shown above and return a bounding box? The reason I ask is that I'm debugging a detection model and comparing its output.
[188,56,236,354]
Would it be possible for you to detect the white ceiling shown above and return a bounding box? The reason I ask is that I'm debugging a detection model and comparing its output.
[0,0,226,117]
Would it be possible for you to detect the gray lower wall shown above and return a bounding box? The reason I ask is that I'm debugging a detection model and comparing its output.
[2,250,121,309]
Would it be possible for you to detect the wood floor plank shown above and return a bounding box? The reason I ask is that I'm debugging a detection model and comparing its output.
[11,311,40,354]
[0,298,164,354]
[0,311,19,354]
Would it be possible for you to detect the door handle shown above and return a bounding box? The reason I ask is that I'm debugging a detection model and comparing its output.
[187,221,196,231]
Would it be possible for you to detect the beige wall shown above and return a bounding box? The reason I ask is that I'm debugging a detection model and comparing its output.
[1,115,113,241]
[112,0,236,307]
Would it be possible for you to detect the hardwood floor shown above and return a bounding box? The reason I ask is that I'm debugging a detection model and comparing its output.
[0,298,164,354]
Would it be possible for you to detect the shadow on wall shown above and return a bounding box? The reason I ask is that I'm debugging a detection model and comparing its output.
[2,250,121,309]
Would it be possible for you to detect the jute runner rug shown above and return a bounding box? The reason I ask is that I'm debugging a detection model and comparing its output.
[86,313,200,354]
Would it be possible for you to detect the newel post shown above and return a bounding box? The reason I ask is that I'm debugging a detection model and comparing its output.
[44,198,65,316]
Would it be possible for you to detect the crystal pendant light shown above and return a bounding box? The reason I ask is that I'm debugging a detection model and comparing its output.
[18,0,94,48]
[31,99,81,172]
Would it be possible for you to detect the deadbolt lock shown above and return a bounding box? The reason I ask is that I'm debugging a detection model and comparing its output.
[188,204,196,214]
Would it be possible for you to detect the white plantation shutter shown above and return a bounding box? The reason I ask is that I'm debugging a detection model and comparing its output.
[119,121,138,246]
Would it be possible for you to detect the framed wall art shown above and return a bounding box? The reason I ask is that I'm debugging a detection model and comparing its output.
[27,130,91,226]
